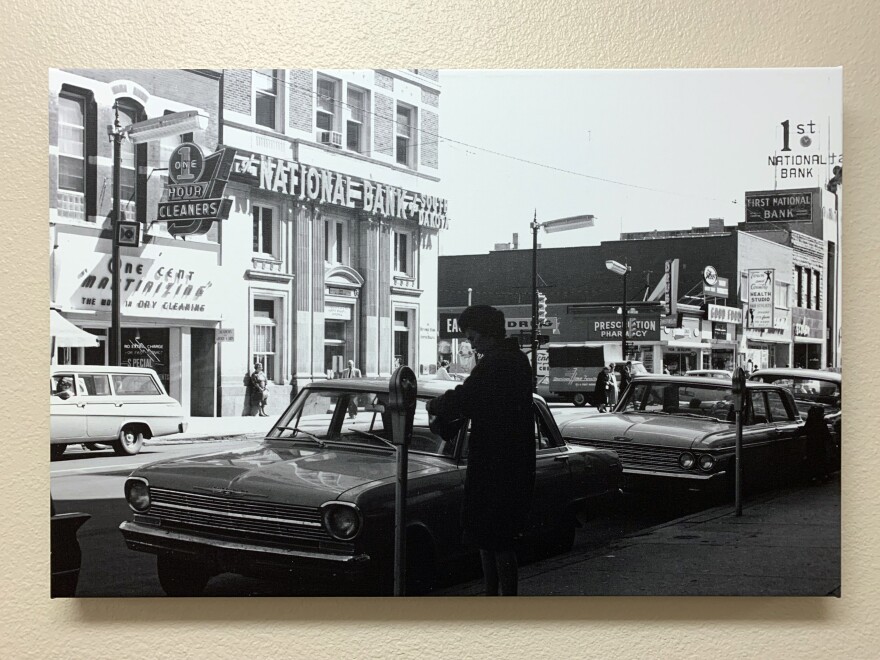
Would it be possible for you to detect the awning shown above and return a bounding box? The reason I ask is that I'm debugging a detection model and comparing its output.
[50,310,99,348]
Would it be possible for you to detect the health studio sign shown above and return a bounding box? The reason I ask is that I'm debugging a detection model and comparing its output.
[747,269,775,329]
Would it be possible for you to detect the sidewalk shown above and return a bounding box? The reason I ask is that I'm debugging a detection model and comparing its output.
[440,475,841,597]
[145,414,277,445]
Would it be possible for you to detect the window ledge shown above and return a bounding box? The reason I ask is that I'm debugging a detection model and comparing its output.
[247,256,292,283]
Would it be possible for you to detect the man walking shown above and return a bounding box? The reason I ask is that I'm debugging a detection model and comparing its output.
[427,305,535,596]
[343,360,362,378]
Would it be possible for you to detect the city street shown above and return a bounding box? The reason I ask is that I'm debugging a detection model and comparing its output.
[51,404,728,597]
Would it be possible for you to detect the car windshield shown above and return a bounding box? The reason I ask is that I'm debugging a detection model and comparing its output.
[619,381,733,421]
[751,375,840,409]
[268,389,456,457]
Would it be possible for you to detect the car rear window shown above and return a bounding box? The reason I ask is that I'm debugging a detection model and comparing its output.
[111,374,161,395]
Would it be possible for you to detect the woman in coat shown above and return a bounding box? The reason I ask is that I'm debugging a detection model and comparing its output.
[427,305,535,596]
[594,366,611,412]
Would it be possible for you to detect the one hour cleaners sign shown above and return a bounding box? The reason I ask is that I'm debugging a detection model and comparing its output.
[747,269,775,329]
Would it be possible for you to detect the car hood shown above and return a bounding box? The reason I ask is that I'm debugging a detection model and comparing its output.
[131,441,444,507]
[559,412,731,449]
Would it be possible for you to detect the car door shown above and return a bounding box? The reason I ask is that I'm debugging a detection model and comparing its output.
[79,373,118,441]
[765,388,806,468]
[50,373,87,441]
[740,391,781,486]
[527,402,575,536]
[109,372,167,434]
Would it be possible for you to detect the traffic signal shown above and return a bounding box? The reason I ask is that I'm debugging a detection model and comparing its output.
[537,291,547,324]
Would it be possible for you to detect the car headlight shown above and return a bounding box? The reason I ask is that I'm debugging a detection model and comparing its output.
[698,454,715,472]
[678,452,696,469]
[321,502,362,541]
[125,477,150,512]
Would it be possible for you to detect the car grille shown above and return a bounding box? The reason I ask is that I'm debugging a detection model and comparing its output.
[149,487,335,546]
[568,438,686,473]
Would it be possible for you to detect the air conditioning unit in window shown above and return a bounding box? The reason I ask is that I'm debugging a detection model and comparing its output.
[319,131,343,148]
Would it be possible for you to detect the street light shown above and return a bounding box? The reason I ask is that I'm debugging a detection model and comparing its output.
[530,211,595,389]
[108,105,209,366]
[605,259,632,363]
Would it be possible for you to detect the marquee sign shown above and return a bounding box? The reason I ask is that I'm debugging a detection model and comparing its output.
[158,143,235,237]
[232,152,449,230]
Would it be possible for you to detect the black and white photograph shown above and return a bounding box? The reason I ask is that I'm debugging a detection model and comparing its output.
[49,67,842,598]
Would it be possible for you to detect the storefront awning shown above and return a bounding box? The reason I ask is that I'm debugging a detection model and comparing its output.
[50,310,99,348]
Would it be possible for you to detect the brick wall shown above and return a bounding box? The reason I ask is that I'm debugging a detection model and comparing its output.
[374,93,394,157]
[224,69,252,114]
[421,88,439,107]
[375,71,393,90]
[421,109,438,169]
[418,69,439,82]
[288,69,313,132]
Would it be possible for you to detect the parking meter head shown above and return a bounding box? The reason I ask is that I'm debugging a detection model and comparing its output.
[732,366,746,412]
[388,366,417,446]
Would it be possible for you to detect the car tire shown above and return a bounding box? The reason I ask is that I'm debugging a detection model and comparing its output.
[113,426,145,456]
[50,444,66,461]
[541,520,577,557]
[405,533,437,596]
[156,554,212,596]
[572,393,587,407]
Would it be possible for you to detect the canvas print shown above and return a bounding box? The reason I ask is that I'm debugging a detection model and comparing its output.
[49,68,841,597]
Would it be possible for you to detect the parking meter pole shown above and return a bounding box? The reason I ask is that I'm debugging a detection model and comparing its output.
[732,366,746,517]
[388,366,417,596]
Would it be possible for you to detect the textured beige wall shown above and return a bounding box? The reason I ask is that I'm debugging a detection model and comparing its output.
[2,1,878,657]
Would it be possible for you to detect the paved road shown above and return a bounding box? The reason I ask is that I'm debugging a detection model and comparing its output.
[51,427,715,597]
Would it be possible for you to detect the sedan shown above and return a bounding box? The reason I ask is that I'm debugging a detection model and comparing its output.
[558,375,806,495]
[119,378,622,595]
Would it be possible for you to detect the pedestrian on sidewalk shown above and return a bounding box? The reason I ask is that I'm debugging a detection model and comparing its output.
[621,360,634,393]
[607,363,619,408]
[426,305,535,596]
[594,366,611,412]
[435,359,452,380]
[250,362,269,417]
[343,360,362,378]
[804,405,832,482]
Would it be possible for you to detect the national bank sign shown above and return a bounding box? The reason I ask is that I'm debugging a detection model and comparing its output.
[232,152,449,230]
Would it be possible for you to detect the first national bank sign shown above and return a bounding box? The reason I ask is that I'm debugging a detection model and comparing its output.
[232,153,449,230]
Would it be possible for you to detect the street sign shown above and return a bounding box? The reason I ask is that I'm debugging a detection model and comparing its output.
[216,328,234,342]
[117,221,140,247]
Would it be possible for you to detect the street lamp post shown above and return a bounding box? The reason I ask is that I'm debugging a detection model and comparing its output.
[530,211,596,389]
[605,260,632,362]
[108,107,209,366]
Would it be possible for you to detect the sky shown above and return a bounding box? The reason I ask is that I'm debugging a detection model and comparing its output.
[435,68,842,256]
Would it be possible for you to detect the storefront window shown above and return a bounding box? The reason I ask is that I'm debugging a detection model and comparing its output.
[393,310,411,368]
[252,298,277,380]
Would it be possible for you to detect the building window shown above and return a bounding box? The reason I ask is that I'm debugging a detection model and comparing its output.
[813,270,821,311]
[346,85,368,154]
[316,76,339,133]
[393,231,412,276]
[325,218,347,264]
[58,93,85,193]
[396,103,415,167]
[252,298,277,380]
[254,69,280,129]
[252,205,276,256]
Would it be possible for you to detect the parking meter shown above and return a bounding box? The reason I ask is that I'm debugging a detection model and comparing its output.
[388,366,417,446]
[388,365,416,595]
[732,366,746,516]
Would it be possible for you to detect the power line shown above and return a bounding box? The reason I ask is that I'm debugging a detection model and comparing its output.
[252,70,740,206]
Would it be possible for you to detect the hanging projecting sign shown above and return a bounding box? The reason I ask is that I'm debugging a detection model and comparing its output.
[158,143,236,237]
[747,269,775,329]
[707,304,743,325]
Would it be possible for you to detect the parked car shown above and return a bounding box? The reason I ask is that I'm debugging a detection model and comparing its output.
[558,375,806,494]
[748,367,841,467]
[119,378,622,595]
[50,497,90,597]
[685,369,733,379]
[50,366,186,459]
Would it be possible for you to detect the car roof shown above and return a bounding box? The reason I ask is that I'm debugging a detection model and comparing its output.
[50,365,160,376]
[630,375,777,389]
[304,377,460,396]
[749,368,841,383]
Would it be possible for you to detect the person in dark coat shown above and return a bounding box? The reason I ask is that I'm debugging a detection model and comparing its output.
[804,405,832,482]
[594,366,611,412]
[621,360,634,393]
[426,305,535,596]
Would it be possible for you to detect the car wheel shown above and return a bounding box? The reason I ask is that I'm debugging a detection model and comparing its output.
[50,444,66,461]
[572,393,587,407]
[156,554,212,596]
[405,534,437,596]
[542,520,577,557]
[113,426,145,456]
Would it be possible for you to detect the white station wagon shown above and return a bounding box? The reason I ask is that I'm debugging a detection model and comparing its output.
[50,366,186,459]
